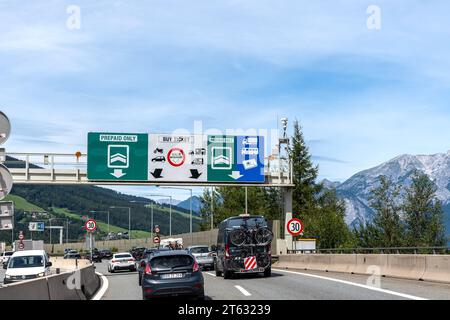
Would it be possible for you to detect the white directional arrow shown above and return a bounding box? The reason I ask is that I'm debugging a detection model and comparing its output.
[110,169,127,179]
[229,171,244,180]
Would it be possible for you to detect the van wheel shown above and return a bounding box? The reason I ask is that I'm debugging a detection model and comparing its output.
[223,269,233,279]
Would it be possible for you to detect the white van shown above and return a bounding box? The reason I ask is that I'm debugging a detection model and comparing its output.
[3,250,52,284]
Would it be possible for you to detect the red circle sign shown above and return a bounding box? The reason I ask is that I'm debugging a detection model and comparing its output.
[287,218,304,236]
[154,226,160,234]
[153,236,161,244]
[18,242,25,250]
[18,233,24,241]
[85,219,97,232]
[167,148,185,167]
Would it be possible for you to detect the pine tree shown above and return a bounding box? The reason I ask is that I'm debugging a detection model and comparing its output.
[367,176,404,247]
[291,120,320,214]
[314,189,353,248]
[403,172,446,247]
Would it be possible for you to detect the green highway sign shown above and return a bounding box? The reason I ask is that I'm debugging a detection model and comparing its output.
[87,133,265,183]
[207,135,236,182]
[87,132,148,181]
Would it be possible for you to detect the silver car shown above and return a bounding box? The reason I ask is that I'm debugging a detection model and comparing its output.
[187,246,214,270]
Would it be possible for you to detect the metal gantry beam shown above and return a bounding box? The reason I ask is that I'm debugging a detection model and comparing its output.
[5,152,294,187]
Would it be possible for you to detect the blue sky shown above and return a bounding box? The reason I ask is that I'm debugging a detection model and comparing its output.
[1,0,450,199]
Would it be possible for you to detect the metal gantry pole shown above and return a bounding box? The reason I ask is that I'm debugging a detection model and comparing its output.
[128,207,131,243]
[151,203,154,241]
[211,187,214,230]
[245,186,248,215]
[169,197,172,236]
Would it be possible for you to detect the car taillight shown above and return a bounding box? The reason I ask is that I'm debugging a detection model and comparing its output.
[111,260,117,263]
[128,259,135,262]
[144,263,152,275]
[225,244,230,259]
[193,261,199,272]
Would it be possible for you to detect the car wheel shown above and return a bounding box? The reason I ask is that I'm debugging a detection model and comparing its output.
[138,277,142,286]
[263,268,271,278]
[215,261,222,277]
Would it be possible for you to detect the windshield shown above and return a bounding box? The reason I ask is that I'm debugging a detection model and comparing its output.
[115,254,132,259]
[150,255,193,269]
[190,247,209,254]
[227,217,267,228]
[8,255,45,268]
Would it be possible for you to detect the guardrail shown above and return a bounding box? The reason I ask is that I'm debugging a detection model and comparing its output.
[287,246,450,255]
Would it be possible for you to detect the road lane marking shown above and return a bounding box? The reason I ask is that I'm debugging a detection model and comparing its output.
[205,272,216,277]
[92,272,109,300]
[273,269,427,300]
[235,285,252,297]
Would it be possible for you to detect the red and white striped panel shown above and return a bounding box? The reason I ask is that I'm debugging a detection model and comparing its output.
[244,256,257,270]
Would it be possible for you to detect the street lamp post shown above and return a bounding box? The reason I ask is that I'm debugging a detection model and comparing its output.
[110,206,131,243]
[144,194,172,236]
[130,200,154,241]
[159,186,193,237]
[90,210,110,238]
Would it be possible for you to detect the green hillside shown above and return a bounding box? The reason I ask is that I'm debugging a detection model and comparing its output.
[4,194,45,212]
[0,184,202,244]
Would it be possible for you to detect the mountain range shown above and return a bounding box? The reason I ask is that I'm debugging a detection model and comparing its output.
[327,151,450,239]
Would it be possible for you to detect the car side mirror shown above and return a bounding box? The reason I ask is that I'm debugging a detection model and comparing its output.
[46,262,52,267]
[3,263,7,269]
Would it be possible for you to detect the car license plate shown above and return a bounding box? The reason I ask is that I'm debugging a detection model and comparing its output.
[239,268,264,273]
[161,273,184,279]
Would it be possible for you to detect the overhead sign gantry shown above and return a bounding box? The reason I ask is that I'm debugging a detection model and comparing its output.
[87,133,265,184]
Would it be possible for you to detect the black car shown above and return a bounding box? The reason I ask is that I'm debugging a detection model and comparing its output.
[85,249,102,263]
[141,250,204,300]
[137,248,170,286]
[214,215,272,279]
[100,249,113,259]
[64,253,82,259]
[131,247,146,260]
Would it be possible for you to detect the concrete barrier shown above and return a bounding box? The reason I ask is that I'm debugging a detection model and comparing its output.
[0,264,100,300]
[422,255,450,284]
[307,254,331,272]
[0,278,50,300]
[80,265,100,299]
[274,254,450,284]
[385,255,426,281]
[276,254,310,270]
[327,254,357,274]
[46,272,86,300]
[353,254,389,276]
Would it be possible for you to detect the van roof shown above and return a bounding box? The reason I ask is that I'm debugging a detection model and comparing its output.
[11,250,47,257]
[223,215,265,222]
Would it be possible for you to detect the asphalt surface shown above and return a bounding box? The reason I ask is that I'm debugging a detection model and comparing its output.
[94,261,450,300]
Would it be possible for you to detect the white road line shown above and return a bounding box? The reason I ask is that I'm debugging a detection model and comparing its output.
[92,272,109,300]
[273,269,428,301]
[235,285,252,297]
[205,272,216,277]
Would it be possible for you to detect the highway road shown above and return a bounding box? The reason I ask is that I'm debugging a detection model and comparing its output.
[94,261,450,300]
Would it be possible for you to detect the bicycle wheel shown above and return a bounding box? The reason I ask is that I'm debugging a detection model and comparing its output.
[256,253,271,269]
[254,227,273,245]
[229,229,247,246]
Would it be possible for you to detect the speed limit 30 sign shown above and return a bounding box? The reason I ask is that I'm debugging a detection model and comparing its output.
[85,219,97,232]
[287,218,304,237]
